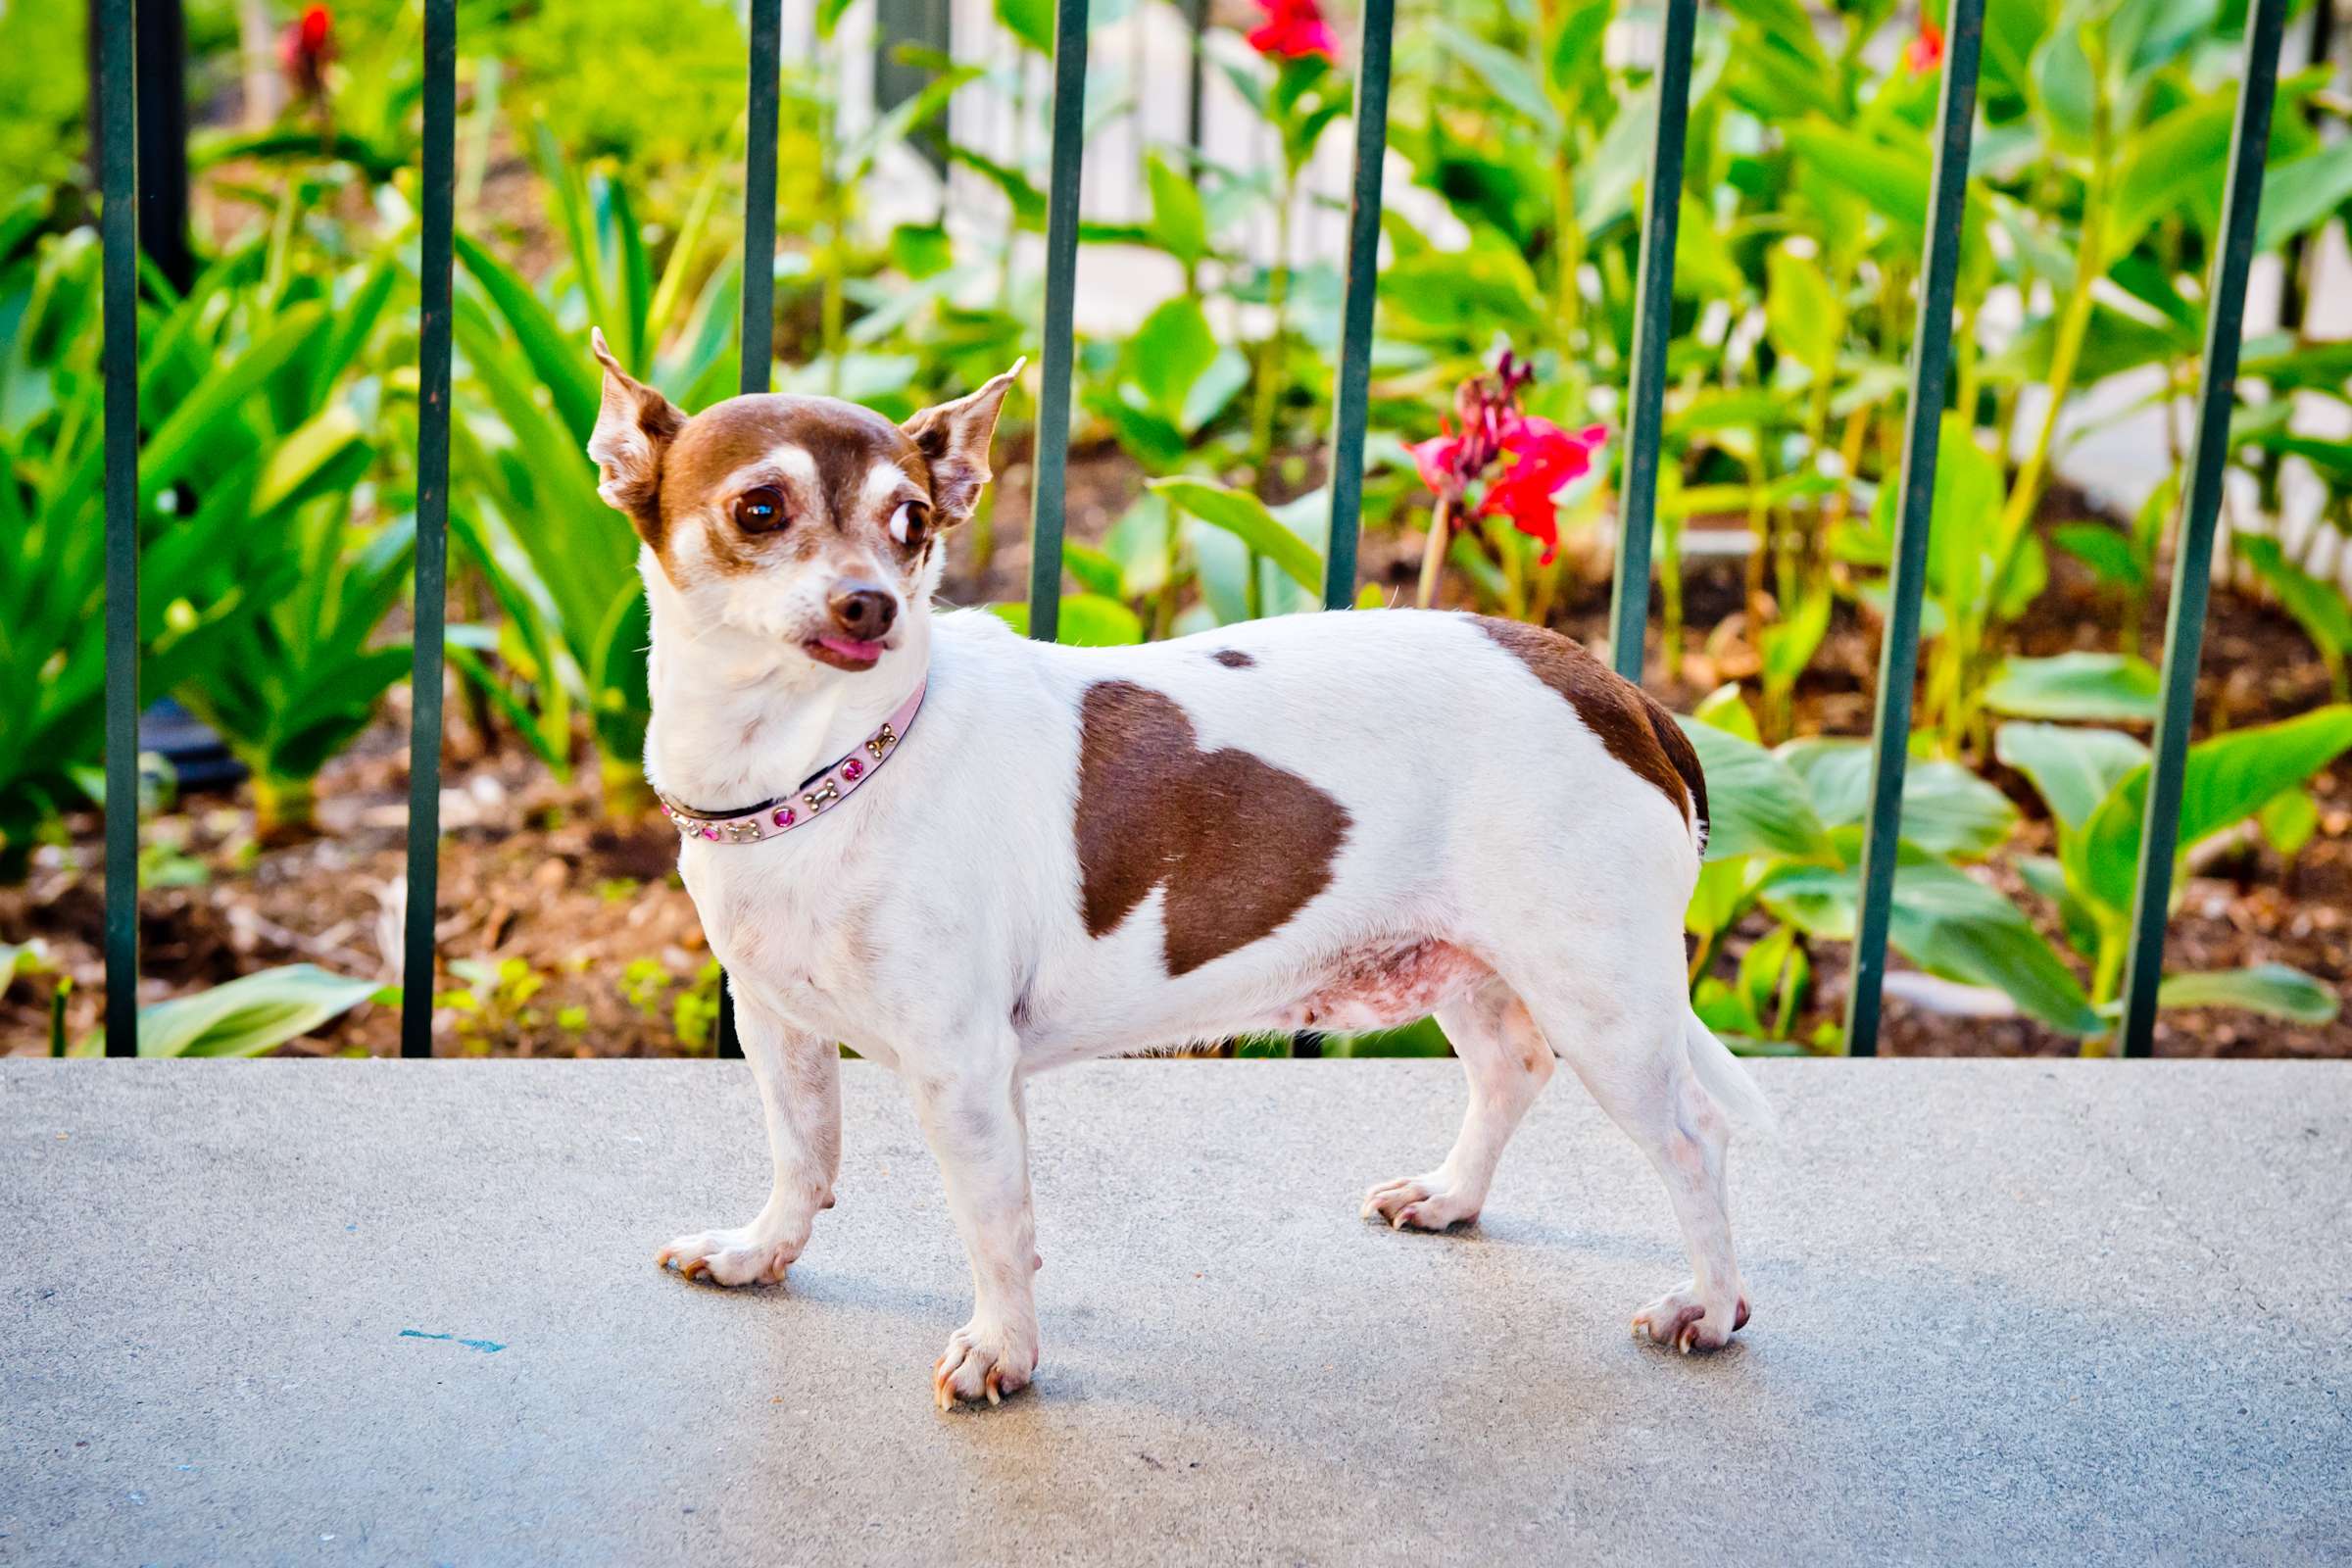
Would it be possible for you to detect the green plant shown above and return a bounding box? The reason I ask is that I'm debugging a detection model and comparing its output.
[620,955,723,1054]
[1997,708,2352,1036]
[74,964,385,1057]
[438,956,555,1055]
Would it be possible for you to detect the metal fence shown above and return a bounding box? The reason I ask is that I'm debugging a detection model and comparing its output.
[91,0,2290,1061]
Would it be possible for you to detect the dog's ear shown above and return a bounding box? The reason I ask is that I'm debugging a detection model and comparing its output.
[902,359,1024,528]
[587,327,686,521]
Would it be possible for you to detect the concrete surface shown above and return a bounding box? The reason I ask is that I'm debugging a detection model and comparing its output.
[3,1059,2347,1566]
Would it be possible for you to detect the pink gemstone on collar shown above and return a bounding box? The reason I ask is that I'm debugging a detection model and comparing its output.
[772,807,795,828]
[842,758,865,781]
[699,824,719,840]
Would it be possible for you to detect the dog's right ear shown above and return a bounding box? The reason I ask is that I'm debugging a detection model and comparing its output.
[587,327,686,520]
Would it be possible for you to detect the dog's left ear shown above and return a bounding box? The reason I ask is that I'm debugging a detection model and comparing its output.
[902,359,1025,528]
[588,327,687,524]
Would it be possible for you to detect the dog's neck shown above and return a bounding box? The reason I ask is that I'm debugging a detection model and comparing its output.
[640,564,933,813]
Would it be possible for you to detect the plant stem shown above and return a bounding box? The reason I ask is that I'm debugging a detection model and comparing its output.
[1415,496,1455,610]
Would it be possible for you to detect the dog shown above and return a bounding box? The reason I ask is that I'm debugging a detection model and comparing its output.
[587,330,1772,1408]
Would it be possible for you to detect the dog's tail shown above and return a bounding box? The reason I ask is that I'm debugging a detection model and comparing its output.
[1683,1006,1778,1139]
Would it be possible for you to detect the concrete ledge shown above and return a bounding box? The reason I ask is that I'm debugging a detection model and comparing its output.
[4,1059,2348,1565]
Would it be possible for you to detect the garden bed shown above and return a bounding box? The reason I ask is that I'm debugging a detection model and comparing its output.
[7,481,2345,1060]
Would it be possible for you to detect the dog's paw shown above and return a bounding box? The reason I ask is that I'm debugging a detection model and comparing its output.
[656,1227,799,1287]
[1633,1282,1748,1354]
[1359,1174,1480,1231]
[931,1318,1038,1410]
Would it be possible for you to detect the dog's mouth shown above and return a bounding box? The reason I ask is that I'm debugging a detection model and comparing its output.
[805,633,890,672]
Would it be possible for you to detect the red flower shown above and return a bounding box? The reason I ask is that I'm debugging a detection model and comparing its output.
[1477,417,1607,564]
[279,4,334,100]
[1904,16,1944,73]
[1248,0,1339,63]
[1409,347,1605,564]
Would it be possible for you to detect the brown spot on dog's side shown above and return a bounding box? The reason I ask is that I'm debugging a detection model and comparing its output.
[1210,648,1255,668]
[1075,681,1349,975]
[1472,617,1706,836]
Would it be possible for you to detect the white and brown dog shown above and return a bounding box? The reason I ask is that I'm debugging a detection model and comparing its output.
[588,331,1772,1408]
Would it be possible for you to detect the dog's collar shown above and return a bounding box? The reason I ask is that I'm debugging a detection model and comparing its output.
[656,680,926,844]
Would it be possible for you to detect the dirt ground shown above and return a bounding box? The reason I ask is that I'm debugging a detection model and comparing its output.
[4,457,2346,1058]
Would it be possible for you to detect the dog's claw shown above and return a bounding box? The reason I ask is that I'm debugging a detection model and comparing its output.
[984,1368,1003,1406]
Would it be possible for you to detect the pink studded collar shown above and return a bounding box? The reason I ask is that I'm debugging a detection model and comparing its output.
[657,680,926,845]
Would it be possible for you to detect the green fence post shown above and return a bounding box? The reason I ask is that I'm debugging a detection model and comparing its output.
[1605,0,1695,681]
[1320,0,1396,611]
[1024,0,1090,642]
[2116,0,2288,1058]
[742,0,782,398]
[100,0,140,1057]
[400,0,457,1058]
[1842,0,1985,1058]
[713,0,785,1064]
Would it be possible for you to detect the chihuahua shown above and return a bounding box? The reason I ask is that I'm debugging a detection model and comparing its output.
[588,331,1772,1408]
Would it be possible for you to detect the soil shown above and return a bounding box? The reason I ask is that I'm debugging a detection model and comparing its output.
[4,461,2346,1060]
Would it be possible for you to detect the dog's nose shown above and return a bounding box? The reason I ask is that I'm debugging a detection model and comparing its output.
[827,583,898,641]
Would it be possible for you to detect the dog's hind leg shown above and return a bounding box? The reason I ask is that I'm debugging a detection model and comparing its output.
[1361,978,1554,1231]
[1509,950,1750,1353]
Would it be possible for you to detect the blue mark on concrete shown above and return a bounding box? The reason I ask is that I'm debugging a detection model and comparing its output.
[399,1329,506,1353]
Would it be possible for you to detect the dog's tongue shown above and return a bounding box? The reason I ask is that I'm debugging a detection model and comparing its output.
[816,634,886,662]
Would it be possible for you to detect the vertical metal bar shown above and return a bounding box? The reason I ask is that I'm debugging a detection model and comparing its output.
[718,0,783,1064]
[1842,0,1984,1058]
[1184,0,1207,155]
[100,0,140,1057]
[1320,0,1396,611]
[400,0,456,1059]
[742,0,782,396]
[2117,0,2287,1059]
[1605,0,1695,681]
[1024,0,1090,642]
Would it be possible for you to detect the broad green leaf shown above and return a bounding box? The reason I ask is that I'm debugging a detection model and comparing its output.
[1779,738,2018,858]
[988,594,1145,646]
[2051,521,2146,590]
[1443,31,1562,140]
[1760,860,2102,1034]
[1143,149,1208,269]
[1148,478,1323,594]
[113,964,383,1057]
[2155,964,2338,1025]
[2077,705,2352,913]
[1994,722,2150,832]
[1983,653,2160,721]
[1764,243,1837,381]
[1126,296,1217,427]
[2258,136,2352,251]
[2258,789,2320,860]
[1691,683,1762,744]
[2236,534,2352,664]
[1673,717,1834,863]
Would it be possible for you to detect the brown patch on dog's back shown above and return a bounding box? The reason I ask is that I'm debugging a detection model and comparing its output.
[1209,649,1255,668]
[1075,681,1349,975]
[1472,617,1706,835]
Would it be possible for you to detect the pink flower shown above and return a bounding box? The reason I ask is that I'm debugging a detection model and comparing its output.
[1477,418,1607,564]
[1904,16,1944,73]
[1248,0,1340,63]
[1409,347,1606,563]
[279,4,333,100]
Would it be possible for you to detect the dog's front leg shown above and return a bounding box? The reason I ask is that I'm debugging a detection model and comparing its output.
[911,1049,1040,1408]
[658,995,841,1287]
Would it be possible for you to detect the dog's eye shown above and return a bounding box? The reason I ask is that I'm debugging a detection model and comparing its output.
[733,486,787,534]
[888,501,930,548]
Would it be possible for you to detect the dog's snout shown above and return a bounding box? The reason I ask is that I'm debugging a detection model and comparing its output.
[827,583,898,640]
